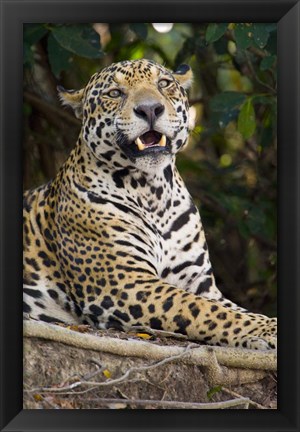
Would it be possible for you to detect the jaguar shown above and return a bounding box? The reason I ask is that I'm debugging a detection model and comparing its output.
[23,59,277,350]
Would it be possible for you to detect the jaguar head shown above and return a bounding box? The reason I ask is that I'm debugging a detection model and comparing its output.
[58,59,193,170]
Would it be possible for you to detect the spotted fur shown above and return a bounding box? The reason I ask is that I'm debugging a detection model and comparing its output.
[23,59,276,350]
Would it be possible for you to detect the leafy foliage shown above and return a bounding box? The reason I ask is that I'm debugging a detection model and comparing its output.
[23,23,277,315]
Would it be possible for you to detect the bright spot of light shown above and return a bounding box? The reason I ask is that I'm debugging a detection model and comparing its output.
[152,23,174,33]
[220,154,232,167]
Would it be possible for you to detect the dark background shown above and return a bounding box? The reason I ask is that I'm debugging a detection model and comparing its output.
[23,23,277,316]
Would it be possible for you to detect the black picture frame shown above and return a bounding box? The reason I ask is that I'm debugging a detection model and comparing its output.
[0,0,299,431]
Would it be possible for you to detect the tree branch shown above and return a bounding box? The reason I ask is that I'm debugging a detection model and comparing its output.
[72,396,251,409]
[24,320,277,377]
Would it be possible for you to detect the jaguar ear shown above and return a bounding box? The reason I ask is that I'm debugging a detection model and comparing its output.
[173,64,193,90]
[57,85,84,119]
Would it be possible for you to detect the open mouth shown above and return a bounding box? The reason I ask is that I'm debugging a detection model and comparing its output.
[135,130,167,151]
[117,130,172,160]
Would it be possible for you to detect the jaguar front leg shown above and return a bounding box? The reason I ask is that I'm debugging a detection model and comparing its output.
[83,274,277,351]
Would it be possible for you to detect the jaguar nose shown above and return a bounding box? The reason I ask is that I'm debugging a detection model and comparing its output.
[133,103,165,127]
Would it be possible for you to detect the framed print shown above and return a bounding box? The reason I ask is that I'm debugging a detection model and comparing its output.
[0,0,299,431]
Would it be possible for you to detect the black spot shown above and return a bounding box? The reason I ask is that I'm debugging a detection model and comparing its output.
[211,305,218,312]
[188,302,200,318]
[100,150,115,161]
[48,289,58,299]
[223,321,232,329]
[34,301,45,309]
[148,304,155,313]
[89,304,103,316]
[196,278,213,294]
[78,274,86,283]
[112,168,129,188]
[216,312,227,320]
[156,186,163,200]
[106,317,124,331]
[138,176,146,187]
[129,304,143,319]
[23,302,31,313]
[161,267,171,278]
[39,314,64,324]
[208,322,217,331]
[162,297,174,312]
[124,283,135,289]
[101,296,114,309]
[195,253,204,267]
[163,165,173,187]
[30,272,40,281]
[114,310,130,322]
[74,284,84,298]
[131,178,138,189]
[182,242,192,252]
[96,122,105,138]
[176,139,183,149]
[233,327,241,334]
[173,314,191,335]
[44,228,53,241]
[149,317,163,330]
[24,288,42,298]
[155,286,163,293]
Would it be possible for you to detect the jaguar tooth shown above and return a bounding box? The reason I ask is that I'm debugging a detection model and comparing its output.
[135,137,145,151]
[159,134,166,147]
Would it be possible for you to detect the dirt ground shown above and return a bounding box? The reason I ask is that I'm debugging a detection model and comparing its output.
[23,328,277,410]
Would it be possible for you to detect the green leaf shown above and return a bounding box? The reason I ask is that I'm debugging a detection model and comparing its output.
[130,23,148,40]
[252,94,275,105]
[238,98,256,139]
[24,24,48,46]
[47,33,73,78]
[252,24,270,49]
[260,55,276,71]
[207,385,223,401]
[210,92,246,112]
[234,24,253,50]
[51,25,103,59]
[205,23,228,44]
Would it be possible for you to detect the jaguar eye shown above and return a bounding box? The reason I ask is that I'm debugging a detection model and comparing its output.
[158,79,172,89]
[107,89,122,98]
